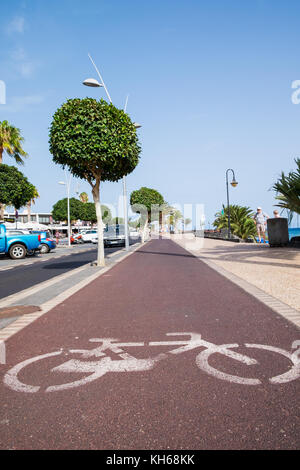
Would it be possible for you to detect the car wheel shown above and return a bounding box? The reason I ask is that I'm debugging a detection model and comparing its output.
[40,243,50,254]
[9,244,26,260]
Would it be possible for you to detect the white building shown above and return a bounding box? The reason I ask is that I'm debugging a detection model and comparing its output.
[3,211,92,234]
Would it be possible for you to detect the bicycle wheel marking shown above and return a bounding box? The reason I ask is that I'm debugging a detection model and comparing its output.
[244,344,300,384]
[3,351,62,393]
[2,333,300,393]
[195,344,261,386]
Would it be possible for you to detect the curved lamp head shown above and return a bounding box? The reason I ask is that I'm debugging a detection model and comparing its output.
[230,178,238,188]
[83,78,103,88]
[133,122,142,129]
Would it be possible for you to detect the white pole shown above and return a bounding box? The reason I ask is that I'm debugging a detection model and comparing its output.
[65,170,71,247]
[67,190,70,247]
[123,175,129,251]
[88,53,112,104]
[123,95,130,251]
[87,56,130,251]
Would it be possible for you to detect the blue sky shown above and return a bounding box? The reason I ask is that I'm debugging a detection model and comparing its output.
[1,0,300,227]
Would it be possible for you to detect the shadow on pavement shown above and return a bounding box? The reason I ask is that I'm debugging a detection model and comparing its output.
[42,262,90,270]
[136,250,195,258]
[196,244,300,270]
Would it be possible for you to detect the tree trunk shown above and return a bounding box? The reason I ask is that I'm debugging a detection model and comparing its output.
[141,218,148,243]
[91,177,105,267]
[0,204,4,222]
[27,201,31,223]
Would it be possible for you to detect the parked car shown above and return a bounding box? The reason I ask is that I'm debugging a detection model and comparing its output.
[72,233,84,244]
[104,225,126,247]
[6,229,31,235]
[0,224,42,259]
[129,229,140,238]
[30,230,57,253]
[81,230,98,243]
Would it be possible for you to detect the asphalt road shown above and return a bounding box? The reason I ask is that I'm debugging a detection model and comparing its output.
[0,239,299,450]
[0,243,133,300]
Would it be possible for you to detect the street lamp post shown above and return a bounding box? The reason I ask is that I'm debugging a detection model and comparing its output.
[225,169,238,239]
[122,123,141,250]
[59,170,72,247]
[83,54,141,252]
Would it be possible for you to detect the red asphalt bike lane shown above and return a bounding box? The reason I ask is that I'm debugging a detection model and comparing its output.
[0,239,299,450]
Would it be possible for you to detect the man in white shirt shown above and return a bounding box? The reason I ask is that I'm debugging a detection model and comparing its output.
[253,207,269,244]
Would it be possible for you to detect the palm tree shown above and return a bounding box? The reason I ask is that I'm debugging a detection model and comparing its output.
[272,158,300,217]
[79,192,89,204]
[214,205,256,240]
[26,186,40,223]
[0,120,28,165]
[0,121,28,220]
[165,208,183,233]
[230,217,257,240]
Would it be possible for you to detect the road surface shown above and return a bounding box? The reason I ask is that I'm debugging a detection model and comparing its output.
[0,243,136,299]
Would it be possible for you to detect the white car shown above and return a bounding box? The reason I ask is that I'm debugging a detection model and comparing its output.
[81,230,98,243]
[103,225,126,247]
[129,229,140,238]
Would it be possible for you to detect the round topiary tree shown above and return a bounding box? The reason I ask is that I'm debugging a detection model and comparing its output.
[0,164,36,218]
[49,98,141,266]
[52,197,84,223]
[130,187,165,242]
[80,202,111,225]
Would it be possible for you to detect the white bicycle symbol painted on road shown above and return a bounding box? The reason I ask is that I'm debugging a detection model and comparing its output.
[3,333,300,393]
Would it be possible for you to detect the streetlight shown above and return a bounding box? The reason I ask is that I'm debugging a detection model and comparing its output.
[58,170,72,247]
[122,123,142,250]
[83,54,141,251]
[82,78,103,88]
[225,169,238,239]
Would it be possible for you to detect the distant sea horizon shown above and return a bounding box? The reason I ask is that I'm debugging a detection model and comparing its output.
[288,227,300,239]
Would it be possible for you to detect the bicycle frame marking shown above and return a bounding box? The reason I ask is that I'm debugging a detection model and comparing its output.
[3,333,300,393]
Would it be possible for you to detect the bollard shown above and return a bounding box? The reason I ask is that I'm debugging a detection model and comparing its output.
[267,218,289,247]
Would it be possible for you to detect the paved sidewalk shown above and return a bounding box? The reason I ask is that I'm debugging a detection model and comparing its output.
[172,234,300,312]
[0,239,299,450]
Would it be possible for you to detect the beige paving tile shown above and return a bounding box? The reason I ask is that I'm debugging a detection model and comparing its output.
[173,234,300,313]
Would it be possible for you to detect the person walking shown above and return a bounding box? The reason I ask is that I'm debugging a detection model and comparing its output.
[55,230,60,245]
[253,207,269,244]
